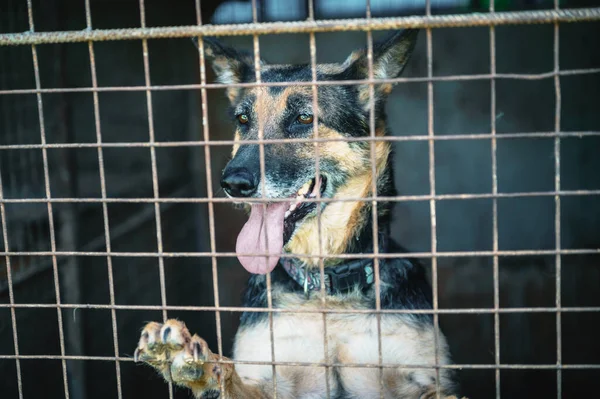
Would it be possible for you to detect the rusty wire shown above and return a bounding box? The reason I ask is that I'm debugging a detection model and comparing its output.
[137,1,175,398]
[553,1,563,396]
[0,352,599,370]
[193,0,227,397]
[0,166,23,399]
[2,67,600,96]
[25,0,71,397]
[424,1,442,397]
[1,8,600,45]
[1,189,599,204]
[2,2,600,399]
[305,0,332,396]
[1,247,599,259]
[83,0,124,396]
[2,130,600,150]
[364,1,386,397]
[0,302,599,315]
[489,1,501,396]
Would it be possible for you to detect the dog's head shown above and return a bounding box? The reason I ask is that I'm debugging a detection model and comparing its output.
[196,30,418,274]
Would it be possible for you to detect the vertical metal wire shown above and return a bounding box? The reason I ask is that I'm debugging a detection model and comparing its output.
[250,1,278,397]
[137,1,173,398]
[137,0,168,321]
[307,1,331,397]
[0,175,24,399]
[489,2,501,397]
[364,2,385,398]
[1,3,593,398]
[553,0,563,395]
[26,1,71,397]
[3,2,40,272]
[193,1,226,395]
[425,0,441,397]
[1,6,25,310]
[84,1,123,397]
[15,0,45,268]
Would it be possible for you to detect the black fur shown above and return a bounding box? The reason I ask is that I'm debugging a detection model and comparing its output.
[133,30,457,399]
[239,248,434,328]
[221,29,433,329]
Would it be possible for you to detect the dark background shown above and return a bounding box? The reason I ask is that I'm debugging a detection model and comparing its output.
[1,0,599,398]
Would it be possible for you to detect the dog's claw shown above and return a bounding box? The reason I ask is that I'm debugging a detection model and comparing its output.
[193,341,201,363]
[135,319,222,391]
[162,326,172,343]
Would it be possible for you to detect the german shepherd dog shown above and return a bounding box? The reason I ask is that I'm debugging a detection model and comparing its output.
[134,29,463,399]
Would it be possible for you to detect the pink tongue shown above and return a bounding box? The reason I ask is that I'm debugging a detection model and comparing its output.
[236,202,289,274]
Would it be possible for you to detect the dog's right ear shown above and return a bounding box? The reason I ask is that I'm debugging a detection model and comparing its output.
[341,29,419,111]
[193,37,253,102]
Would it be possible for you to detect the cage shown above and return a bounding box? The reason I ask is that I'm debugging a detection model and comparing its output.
[1,0,600,398]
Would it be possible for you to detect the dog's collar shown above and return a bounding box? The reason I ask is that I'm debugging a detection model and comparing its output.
[280,257,375,295]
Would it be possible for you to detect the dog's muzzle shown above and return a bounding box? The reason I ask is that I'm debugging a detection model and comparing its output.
[221,167,258,198]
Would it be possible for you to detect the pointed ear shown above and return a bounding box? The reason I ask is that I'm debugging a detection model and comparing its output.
[342,29,419,107]
[193,37,255,102]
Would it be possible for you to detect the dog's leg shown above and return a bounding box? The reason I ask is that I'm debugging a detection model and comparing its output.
[134,320,268,399]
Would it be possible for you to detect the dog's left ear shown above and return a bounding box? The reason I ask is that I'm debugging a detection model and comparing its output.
[342,29,419,108]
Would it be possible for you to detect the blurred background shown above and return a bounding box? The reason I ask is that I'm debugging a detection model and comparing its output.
[0,0,599,398]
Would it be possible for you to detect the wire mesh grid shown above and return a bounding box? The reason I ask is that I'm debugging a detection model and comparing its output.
[1,0,600,398]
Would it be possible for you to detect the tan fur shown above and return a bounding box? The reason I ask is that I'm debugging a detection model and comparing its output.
[136,303,462,399]
[136,32,466,399]
[231,85,307,157]
[232,288,456,398]
[229,287,455,398]
[253,86,289,126]
[285,138,391,267]
[210,55,243,103]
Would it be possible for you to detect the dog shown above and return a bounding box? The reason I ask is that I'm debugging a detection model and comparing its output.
[134,29,463,399]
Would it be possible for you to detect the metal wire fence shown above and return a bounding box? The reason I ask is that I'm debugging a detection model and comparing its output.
[1,0,600,398]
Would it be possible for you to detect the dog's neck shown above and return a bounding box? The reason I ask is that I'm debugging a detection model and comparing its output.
[279,161,393,294]
[283,145,395,270]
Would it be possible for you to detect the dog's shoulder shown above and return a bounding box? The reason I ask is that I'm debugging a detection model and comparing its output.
[377,240,434,323]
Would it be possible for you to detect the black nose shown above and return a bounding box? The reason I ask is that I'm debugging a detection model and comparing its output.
[221,168,257,198]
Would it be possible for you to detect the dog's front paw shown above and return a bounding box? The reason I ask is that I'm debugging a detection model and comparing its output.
[134,319,231,396]
[420,392,469,399]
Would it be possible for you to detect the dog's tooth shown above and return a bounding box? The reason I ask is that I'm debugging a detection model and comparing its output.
[311,176,321,196]
[284,210,290,218]
[297,181,311,196]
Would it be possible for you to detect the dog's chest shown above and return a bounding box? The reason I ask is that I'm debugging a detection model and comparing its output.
[233,295,439,398]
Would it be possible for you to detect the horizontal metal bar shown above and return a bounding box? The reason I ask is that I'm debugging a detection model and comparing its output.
[1,131,600,151]
[1,8,600,46]
[1,248,598,259]
[0,302,599,315]
[1,68,600,96]
[1,189,599,206]
[0,353,597,371]
[0,186,193,295]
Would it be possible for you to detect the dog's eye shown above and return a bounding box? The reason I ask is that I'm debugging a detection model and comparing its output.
[237,114,249,124]
[297,114,313,124]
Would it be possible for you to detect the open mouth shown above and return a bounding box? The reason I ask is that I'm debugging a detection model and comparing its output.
[235,175,328,275]
[283,175,328,244]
